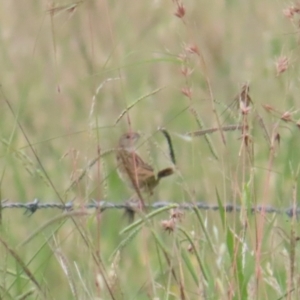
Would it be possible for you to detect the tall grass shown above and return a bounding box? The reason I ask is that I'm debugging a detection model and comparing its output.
[0,1,300,299]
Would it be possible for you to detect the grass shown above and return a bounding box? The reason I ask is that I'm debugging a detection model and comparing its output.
[0,0,300,299]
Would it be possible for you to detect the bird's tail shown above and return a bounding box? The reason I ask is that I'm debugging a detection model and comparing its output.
[157,167,174,179]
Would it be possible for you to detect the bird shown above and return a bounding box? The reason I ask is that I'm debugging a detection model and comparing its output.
[116,131,174,196]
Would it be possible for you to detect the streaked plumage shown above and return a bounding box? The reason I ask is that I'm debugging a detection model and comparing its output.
[116,132,173,195]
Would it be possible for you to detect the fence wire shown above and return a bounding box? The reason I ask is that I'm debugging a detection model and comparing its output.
[0,199,299,218]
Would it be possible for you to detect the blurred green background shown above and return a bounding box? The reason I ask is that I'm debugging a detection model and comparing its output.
[0,1,300,299]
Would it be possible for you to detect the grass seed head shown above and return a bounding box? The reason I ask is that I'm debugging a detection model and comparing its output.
[281,111,292,122]
[275,56,289,76]
[161,219,176,233]
[174,3,186,18]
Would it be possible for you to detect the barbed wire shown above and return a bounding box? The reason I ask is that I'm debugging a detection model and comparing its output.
[0,199,299,218]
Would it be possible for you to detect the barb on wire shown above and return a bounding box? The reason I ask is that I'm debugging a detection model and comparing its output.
[1,199,299,218]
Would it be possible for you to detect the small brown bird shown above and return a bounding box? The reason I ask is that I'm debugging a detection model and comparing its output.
[116,132,174,196]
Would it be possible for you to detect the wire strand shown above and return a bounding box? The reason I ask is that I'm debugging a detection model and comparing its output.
[1,199,298,218]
